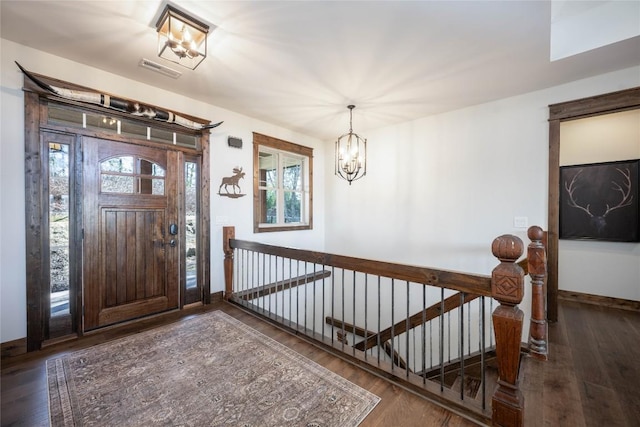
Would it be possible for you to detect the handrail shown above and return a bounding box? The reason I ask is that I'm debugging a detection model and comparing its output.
[228,238,493,296]
[223,226,534,427]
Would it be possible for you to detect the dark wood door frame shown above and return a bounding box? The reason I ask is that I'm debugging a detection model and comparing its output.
[23,79,212,351]
[547,86,640,322]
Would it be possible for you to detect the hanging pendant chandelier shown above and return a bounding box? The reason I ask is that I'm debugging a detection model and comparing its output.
[335,105,367,185]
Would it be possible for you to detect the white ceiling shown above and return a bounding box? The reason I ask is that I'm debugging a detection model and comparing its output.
[2,1,639,141]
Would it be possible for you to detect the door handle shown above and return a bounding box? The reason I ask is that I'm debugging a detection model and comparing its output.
[169,239,176,247]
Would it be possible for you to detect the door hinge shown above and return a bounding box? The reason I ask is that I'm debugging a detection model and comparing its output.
[81,228,84,239]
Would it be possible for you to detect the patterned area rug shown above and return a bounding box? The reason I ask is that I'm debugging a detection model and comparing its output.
[47,310,380,426]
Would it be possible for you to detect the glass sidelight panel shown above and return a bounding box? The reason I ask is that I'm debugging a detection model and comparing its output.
[49,143,70,318]
[185,161,198,291]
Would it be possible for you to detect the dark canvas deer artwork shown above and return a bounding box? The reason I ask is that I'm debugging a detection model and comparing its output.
[560,159,639,242]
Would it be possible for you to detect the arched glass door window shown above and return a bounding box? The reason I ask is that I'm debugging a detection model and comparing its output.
[100,156,165,195]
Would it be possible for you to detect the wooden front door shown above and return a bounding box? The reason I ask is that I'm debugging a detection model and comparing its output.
[83,137,179,330]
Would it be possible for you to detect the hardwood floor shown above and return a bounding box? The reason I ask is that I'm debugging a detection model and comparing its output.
[2,300,639,426]
[0,302,475,427]
[521,300,640,427]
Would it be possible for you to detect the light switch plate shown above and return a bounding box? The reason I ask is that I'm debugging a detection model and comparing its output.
[514,216,528,229]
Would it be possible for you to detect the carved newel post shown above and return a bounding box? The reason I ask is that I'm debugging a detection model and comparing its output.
[491,234,525,427]
[222,226,235,300]
[527,226,548,360]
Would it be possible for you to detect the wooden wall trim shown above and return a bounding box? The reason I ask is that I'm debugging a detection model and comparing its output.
[1,338,28,359]
[201,133,212,305]
[210,291,224,303]
[558,290,640,312]
[549,87,640,121]
[24,91,44,352]
[547,86,640,323]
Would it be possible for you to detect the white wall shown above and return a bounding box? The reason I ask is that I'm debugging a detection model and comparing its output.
[324,66,640,331]
[0,39,325,343]
[559,110,640,300]
[2,36,639,345]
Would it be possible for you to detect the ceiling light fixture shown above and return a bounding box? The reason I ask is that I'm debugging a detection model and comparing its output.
[156,4,209,70]
[335,105,367,185]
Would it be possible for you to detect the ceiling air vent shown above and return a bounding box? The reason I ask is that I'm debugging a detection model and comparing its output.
[139,58,182,79]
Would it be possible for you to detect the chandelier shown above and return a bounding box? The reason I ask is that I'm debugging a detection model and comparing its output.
[335,105,367,184]
[156,4,209,70]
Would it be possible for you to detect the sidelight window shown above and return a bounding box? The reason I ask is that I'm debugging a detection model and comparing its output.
[185,161,198,290]
[49,143,70,318]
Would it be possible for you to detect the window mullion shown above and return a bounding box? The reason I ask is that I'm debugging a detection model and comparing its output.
[277,153,285,224]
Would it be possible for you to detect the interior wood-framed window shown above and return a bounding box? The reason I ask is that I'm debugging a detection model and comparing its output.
[253,132,313,233]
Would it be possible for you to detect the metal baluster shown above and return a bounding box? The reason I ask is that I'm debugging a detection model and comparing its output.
[459,292,465,400]
[273,256,277,320]
[237,249,242,304]
[364,273,368,361]
[322,264,327,341]
[377,276,381,365]
[253,252,258,311]
[312,262,316,338]
[468,299,471,355]
[281,257,286,324]
[406,281,410,378]
[304,261,308,333]
[448,308,451,363]
[331,266,335,346]
[429,306,433,370]
[296,260,300,330]
[240,249,246,307]
[481,295,486,409]
[391,278,395,371]
[261,253,266,314]
[267,255,278,317]
[422,284,427,383]
[288,259,293,327]
[440,287,445,392]
[341,268,345,352]
[352,271,356,356]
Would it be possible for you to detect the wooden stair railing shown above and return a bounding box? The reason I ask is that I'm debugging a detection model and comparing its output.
[516,227,549,360]
[223,226,531,427]
[490,234,525,426]
[527,226,548,360]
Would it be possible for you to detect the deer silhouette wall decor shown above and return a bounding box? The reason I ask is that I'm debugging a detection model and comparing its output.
[218,167,246,198]
[560,160,639,241]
